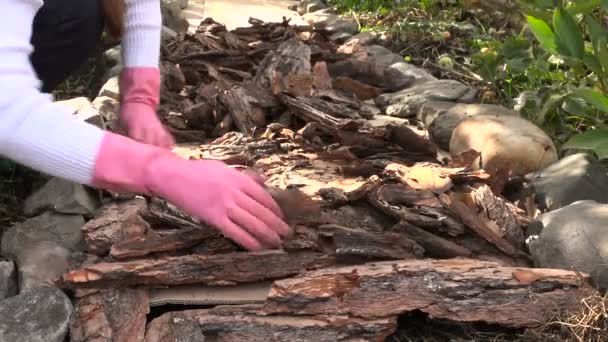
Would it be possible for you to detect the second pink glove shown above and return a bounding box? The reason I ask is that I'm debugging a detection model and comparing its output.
[119,67,175,149]
[91,132,290,251]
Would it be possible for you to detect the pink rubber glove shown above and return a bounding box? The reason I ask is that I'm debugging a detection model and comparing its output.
[92,132,289,251]
[119,67,175,149]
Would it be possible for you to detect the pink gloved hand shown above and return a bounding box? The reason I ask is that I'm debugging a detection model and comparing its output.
[91,132,289,251]
[119,67,175,149]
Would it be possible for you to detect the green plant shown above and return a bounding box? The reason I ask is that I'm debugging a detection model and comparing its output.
[516,0,608,157]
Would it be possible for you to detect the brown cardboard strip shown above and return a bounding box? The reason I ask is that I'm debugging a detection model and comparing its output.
[148,281,273,306]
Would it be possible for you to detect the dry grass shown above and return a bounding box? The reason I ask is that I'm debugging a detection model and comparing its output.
[524,289,608,342]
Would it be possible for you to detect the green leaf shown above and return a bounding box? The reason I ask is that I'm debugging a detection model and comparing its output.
[553,7,585,59]
[567,0,601,14]
[583,52,604,78]
[526,15,557,53]
[573,88,608,113]
[562,129,608,160]
[586,15,605,52]
[596,36,608,76]
[562,96,587,115]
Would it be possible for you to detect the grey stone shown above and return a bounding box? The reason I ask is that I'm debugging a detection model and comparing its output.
[329,31,353,43]
[344,32,378,46]
[1,213,84,291]
[363,45,403,66]
[527,153,608,211]
[162,25,178,43]
[419,101,520,150]
[0,260,16,300]
[161,0,189,34]
[18,242,71,292]
[307,1,326,13]
[1,212,84,259]
[527,200,608,290]
[23,177,101,216]
[374,80,477,118]
[178,0,188,9]
[97,76,120,101]
[301,9,334,26]
[103,46,122,68]
[0,286,72,342]
[324,17,358,35]
[102,64,122,85]
[297,0,322,15]
[389,62,437,85]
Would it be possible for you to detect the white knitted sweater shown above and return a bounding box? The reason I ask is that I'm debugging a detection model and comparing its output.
[0,0,161,184]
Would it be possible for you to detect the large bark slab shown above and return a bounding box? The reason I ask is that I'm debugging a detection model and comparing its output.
[69,288,149,342]
[263,258,591,328]
[145,304,397,342]
[61,251,335,288]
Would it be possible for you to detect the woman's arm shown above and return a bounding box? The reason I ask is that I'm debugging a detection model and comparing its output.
[0,0,105,184]
[121,0,161,68]
[117,0,174,148]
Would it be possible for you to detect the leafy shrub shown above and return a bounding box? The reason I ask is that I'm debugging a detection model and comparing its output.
[516,0,608,158]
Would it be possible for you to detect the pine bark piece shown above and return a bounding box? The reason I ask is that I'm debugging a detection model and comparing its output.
[391,221,472,258]
[266,187,322,227]
[326,58,414,91]
[280,94,344,129]
[69,288,149,342]
[109,227,215,259]
[221,86,266,136]
[213,114,235,137]
[254,38,312,90]
[387,124,438,157]
[82,198,150,256]
[263,258,591,328]
[145,304,397,342]
[319,224,425,261]
[470,184,525,249]
[332,76,383,100]
[312,61,333,90]
[368,182,453,232]
[61,251,336,288]
[440,193,523,257]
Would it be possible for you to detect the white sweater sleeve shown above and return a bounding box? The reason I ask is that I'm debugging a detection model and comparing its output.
[122,0,162,68]
[0,0,162,185]
[0,0,105,185]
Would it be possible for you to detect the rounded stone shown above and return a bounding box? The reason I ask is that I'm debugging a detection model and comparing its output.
[449,115,557,176]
